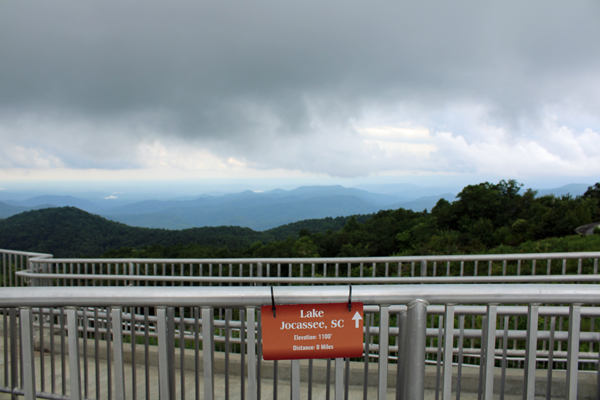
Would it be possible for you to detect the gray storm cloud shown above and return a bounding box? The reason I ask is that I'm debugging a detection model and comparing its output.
[0,0,599,177]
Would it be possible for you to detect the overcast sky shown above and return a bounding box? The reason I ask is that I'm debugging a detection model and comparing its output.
[1,0,599,191]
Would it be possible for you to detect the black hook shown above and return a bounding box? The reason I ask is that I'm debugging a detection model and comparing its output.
[348,285,352,312]
[271,286,277,318]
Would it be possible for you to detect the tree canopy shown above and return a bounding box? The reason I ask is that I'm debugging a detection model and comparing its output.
[1,180,598,258]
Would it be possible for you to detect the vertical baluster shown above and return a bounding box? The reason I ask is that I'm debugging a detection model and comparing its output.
[107,308,113,400]
[435,315,444,400]
[257,309,263,400]
[363,310,370,400]
[179,307,186,400]
[131,307,137,400]
[456,315,465,400]
[81,308,88,399]
[224,308,231,400]
[240,308,246,400]
[195,308,201,400]
[94,308,100,400]
[166,307,176,399]
[500,316,509,400]
[60,307,66,396]
[39,307,46,393]
[344,357,350,400]
[3,308,8,389]
[546,317,556,400]
[10,307,19,396]
[144,307,150,400]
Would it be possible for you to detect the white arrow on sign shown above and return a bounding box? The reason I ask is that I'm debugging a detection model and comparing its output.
[352,311,363,328]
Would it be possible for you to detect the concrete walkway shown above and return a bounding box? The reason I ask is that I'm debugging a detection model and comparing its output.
[0,331,594,399]
[0,349,581,399]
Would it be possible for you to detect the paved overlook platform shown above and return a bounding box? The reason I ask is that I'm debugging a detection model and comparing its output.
[0,333,596,400]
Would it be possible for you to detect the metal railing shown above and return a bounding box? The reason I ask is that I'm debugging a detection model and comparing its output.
[1,285,599,400]
[0,249,52,288]
[16,251,600,287]
[1,249,600,399]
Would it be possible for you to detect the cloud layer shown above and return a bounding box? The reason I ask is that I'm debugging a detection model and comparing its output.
[1,0,599,180]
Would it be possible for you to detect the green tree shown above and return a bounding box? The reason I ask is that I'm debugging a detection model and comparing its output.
[291,236,319,257]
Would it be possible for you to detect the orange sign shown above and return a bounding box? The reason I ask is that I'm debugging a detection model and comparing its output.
[261,302,364,360]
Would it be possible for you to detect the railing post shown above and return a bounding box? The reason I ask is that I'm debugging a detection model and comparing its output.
[246,306,257,400]
[404,299,429,400]
[111,307,126,400]
[396,310,407,400]
[291,359,301,400]
[167,306,176,400]
[566,304,582,400]
[442,305,455,400]
[66,307,82,400]
[335,357,344,400]
[202,307,215,400]
[482,305,497,400]
[420,260,427,277]
[10,307,18,400]
[157,307,170,400]
[523,304,539,400]
[128,261,134,287]
[378,305,390,400]
[19,307,35,400]
[27,258,36,287]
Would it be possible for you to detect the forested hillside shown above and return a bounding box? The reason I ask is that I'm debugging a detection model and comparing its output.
[108,180,600,258]
[0,207,366,257]
[0,180,598,258]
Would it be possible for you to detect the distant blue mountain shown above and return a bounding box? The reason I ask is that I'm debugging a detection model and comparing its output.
[353,183,459,198]
[100,186,455,230]
[534,184,591,198]
[0,201,30,219]
[104,194,385,230]
[102,185,410,217]
[390,193,457,213]
[2,183,592,231]
[16,195,101,212]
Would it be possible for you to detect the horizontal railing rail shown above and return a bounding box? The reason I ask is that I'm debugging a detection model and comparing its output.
[3,283,600,307]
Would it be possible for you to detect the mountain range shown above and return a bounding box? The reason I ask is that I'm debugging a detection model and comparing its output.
[0,183,592,231]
